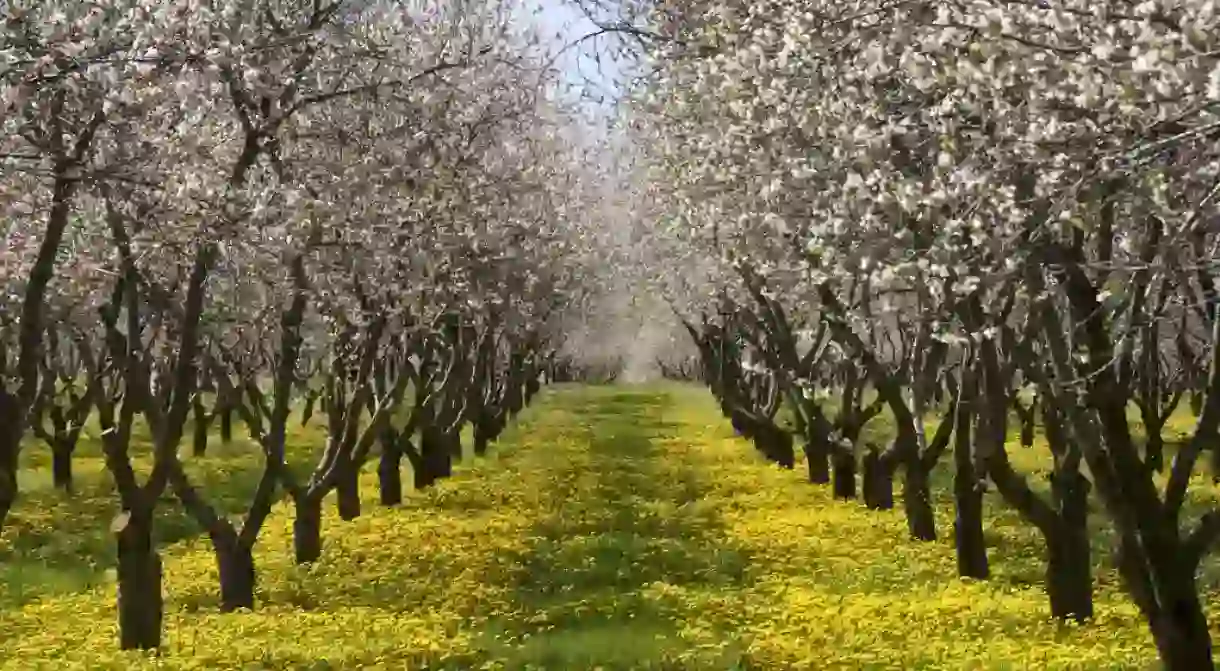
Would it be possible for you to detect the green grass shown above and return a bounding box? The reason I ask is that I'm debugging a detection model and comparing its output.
[0,383,1207,668]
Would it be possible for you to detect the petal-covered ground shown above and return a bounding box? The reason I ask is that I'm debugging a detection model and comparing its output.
[0,385,1179,668]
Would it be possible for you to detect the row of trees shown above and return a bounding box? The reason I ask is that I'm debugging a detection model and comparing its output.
[1,0,616,652]
[628,0,1220,668]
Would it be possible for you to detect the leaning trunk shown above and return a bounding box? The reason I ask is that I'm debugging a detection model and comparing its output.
[1148,585,1213,671]
[293,495,323,564]
[116,509,163,650]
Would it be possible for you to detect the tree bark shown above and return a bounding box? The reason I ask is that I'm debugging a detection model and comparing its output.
[51,442,74,494]
[419,430,452,487]
[116,510,163,650]
[0,402,20,528]
[1149,588,1213,671]
[802,420,830,483]
[862,448,894,510]
[293,496,323,564]
[219,403,233,444]
[378,435,404,507]
[301,392,318,427]
[903,454,937,541]
[831,447,856,499]
[334,459,360,521]
[192,396,210,457]
[1145,423,1165,473]
[953,380,989,579]
[217,541,255,612]
[1045,531,1092,622]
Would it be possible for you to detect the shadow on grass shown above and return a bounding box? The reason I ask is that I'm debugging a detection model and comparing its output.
[478,388,751,669]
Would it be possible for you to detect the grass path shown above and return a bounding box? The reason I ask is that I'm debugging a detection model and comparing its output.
[0,385,1173,668]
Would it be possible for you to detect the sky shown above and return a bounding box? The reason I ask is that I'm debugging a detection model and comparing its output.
[527,0,628,108]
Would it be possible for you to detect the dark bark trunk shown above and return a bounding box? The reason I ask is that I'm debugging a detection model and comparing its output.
[219,404,233,444]
[217,541,255,611]
[51,442,74,493]
[1145,426,1165,473]
[302,393,317,427]
[421,430,453,485]
[116,511,163,650]
[831,448,856,499]
[862,448,894,510]
[0,413,20,528]
[904,459,937,541]
[802,422,830,484]
[293,496,323,564]
[953,400,988,578]
[1019,413,1035,448]
[1150,589,1213,671]
[953,479,989,579]
[192,397,210,457]
[1045,519,1092,621]
[754,424,794,469]
[378,440,403,506]
[334,460,360,521]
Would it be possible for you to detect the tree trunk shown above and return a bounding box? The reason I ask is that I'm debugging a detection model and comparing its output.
[1014,401,1036,447]
[903,459,937,541]
[419,430,452,488]
[802,423,830,484]
[302,393,317,427]
[0,421,19,529]
[116,511,163,650]
[192,397,210,457]
[334,460,360,521]
[862,448,894,510]
[378,441,403,506]
[219,404,233,444]
[1150,589,1213,671]
[953,406,988,578]
[754,425,794,469]
[831,448,856,499]
[1045,534,1091,622]
[1145,424,1165,473]
[293,496,323,564]
[51,442,74,494]
[217,541,255,612]
[1042,464,1093,620]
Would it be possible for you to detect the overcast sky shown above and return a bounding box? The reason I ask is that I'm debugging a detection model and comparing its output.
[526,0,626,107]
